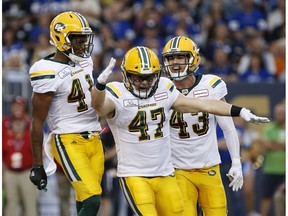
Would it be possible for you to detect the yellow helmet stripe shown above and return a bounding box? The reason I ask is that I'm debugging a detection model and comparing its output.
[74,12,88,28]
[137,46,150,69]
[170,36,182,49]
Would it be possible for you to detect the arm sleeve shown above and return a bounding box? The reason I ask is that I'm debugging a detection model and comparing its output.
[216,115,241,159]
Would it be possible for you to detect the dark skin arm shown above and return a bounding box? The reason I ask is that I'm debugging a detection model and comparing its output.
[30,92,53,165]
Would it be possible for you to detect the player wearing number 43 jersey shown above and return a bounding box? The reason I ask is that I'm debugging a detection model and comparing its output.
[91,46,269,216]
[28,11,109,216]
[163,36,245,216]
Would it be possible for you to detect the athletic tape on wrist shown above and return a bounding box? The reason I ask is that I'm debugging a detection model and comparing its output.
[230,105,243,116]
[95,82,106,91]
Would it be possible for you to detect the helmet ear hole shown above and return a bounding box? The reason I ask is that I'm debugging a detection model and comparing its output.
[55,36,60,41]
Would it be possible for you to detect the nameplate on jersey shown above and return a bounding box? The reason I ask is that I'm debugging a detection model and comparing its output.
[58,67,72,79]
[123,99,139,107]
[154,92,168,101]
[193,89,209,98]
[79,60,89,68]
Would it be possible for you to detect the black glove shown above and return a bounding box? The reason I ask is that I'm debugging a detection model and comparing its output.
[29,165,47,191]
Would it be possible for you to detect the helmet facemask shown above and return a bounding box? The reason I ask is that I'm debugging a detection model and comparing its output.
[63,32,94,63]
[163,52,198,81]
[123,71,161,99]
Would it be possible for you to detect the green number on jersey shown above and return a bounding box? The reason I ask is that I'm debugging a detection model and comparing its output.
[128,107,165,141]
[68,75,93,112]
[170,111,209,138]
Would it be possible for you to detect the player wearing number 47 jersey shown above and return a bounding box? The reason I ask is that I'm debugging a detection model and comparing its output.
[91,46,269,216]
[163,36,244,216]
[28,11,111,216]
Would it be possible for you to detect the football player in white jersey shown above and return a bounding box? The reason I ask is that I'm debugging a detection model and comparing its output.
[162,36,245,216]
[28,11,115,216]
[91,46,269,216]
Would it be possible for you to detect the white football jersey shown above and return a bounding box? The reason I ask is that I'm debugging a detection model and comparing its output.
[170,74,227,169]
[106,77,179,177]
[29,54,101,134]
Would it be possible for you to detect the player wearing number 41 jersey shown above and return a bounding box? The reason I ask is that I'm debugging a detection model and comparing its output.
[28,11,108,216]
[91,46,269,216]
[163,36,244,216]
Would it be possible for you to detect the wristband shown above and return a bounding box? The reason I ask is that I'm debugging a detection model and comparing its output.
[95,82,106,91]
[230,105,243,116]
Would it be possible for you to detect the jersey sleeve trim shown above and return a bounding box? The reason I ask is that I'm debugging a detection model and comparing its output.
[106,84,122,98]
[30,70,56,81]
[209,77,222,88]
[166,81,174,92]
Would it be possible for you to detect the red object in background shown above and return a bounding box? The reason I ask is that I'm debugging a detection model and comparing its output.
[2,116,33,171]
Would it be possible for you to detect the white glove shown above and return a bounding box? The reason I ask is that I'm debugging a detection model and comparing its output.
[97,58,116,85]
[226,158,243,192]
[240,108,270,124]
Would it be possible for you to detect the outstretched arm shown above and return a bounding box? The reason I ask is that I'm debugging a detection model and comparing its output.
[172,93,269,124]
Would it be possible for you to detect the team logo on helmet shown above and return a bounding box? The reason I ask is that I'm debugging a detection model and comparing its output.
[54,22,65,33]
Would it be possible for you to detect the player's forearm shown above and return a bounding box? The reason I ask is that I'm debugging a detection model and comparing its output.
[91,86,109,116]
[217,116,241,159]
[30,121,44,165]
[175,96,233,116]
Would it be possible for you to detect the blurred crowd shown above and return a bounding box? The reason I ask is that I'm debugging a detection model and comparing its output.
[3,0,286,84]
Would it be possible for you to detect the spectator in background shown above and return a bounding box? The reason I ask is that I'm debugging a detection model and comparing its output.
[30,0,69,15]
[28,13,51,45]
[259,102,285,216]
[237,35,276,78]
[240,53,275,83]
[207,47,238,82]
[95,24,116,75]
[269,38,285,82]
[161,0,180,38]
[267,0,285,41]
[29,33,55,65]
[206,0,229,24]
[134,19,165,57]
[3,96,38,216]
[227,0,268,34]
[3,27,29,71]
[204,23,232,63]
[102,1,134,41]
[68,0,101,30]
[2,0,33,41]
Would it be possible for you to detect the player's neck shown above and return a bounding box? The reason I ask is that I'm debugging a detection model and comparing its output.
[173,75,195,90]
[52,50,70,64]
